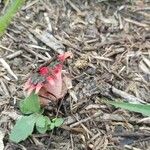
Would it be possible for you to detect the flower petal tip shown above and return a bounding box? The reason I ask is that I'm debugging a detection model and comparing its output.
[35,83,43,94]
[26,85,35,96]
[57,51,73,62]
[24,79,31,90]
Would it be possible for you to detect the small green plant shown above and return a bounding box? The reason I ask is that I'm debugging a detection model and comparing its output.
[10,53,72,143]
[9,93,64,143]
[0,0,25,36]
[105,100,150,117]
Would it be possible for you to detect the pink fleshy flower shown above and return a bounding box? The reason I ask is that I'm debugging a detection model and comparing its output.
[24,52,72,105]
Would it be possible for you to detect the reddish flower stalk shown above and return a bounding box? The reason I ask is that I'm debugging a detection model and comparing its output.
[24,52,72,105]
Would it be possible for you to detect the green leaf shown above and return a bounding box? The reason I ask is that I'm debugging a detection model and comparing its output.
[52,118,64,127]
[36,115,46,128]
[45,116,52,131]
[45,116,51,125]
[47,118,64,130]
[36,116,52,134]
[35,115,47,134]
[9,114,37,143]
[0,0,25,36]
[49,123,55,130]
[36,126,47,134]
[106,100,150,117]
[20,93,41,114]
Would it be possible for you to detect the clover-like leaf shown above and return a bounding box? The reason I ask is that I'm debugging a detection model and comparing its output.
[49,123,55,130]
[45,116,51,125]
[53,118,64,127]
[47,118,64,130]
[20,93,41,114]
[36,115,53,134]
[9,114,37,143]
[36,115,46,128]
[36,115,47,134]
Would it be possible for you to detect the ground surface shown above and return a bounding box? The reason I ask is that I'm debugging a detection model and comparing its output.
[0,0,150,150]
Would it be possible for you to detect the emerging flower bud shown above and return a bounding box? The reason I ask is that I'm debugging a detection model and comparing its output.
[24,52,72,105]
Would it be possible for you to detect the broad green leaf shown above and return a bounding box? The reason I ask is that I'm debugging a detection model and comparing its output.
[9,114,37,143]
[106,101,150,116]
[20,93,41,114]
[53,118,64,127]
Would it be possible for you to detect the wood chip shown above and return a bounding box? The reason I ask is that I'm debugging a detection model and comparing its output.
[0,79,9,96]
[0,58,18,80]
[112,86,146,104]
[0,130,4,150]
[6,50,23,60]
[66,0,84,16]
[142,56,150,68]
[29,29,65,54]
[124,18,149,28]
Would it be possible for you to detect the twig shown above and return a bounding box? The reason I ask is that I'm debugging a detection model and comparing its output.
[113,132,150,138]
[0,58,18,80]
[65,0,84,16]
[56,35,80,51]
[0,45,14,52]
[124,18,149,28]
[0,79,10,96]
[22,45,49,61]
[6,50,23,60]
[73,114,93,136]
[22,0,38,10]
[26,44,51,52]
[91,55,113,62]
[70,111,102,127]
[135,7,150,12]
[111,86,146,104]
[70,134,74,150]
[60,125,84,133]
[83,40,124,51]
[22,54,32,61]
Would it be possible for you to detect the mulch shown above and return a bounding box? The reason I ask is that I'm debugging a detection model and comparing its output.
[0,0,150,149]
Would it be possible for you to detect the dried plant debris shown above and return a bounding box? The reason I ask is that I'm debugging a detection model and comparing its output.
[0,0,150,149]
[0,129,4,150]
